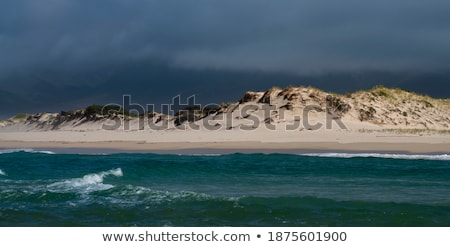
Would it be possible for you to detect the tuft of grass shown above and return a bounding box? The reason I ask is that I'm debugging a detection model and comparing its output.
[220,102,232,108]
[377,90,389,97]
[364,85,397,101]
[12,113,30,120]
[372,86,391,98]
[359,106,376,121]
[358,128,375,133]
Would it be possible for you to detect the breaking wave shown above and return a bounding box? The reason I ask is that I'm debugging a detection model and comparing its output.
[0,148,55,155]
[47,168,123,193]
[302,153,450,161]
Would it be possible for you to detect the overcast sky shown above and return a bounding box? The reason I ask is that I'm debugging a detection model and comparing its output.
[1,0,450,118]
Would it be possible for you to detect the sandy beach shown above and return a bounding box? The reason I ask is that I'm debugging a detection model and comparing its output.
[1,128,449,154]
[1,140,449,154]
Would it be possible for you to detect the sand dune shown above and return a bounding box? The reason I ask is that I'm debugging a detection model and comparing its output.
[1,86,449,153]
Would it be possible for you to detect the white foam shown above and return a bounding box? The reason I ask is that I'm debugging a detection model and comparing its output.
[0,148,55,155]
[301,153,450,161]
[34,150,56,154]
[47,168,123,193]
[0,169,6,176]
[106,185,227,205]
[179,154,223,157]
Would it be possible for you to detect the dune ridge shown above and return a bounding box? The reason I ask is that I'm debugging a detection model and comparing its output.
[1,86,449,132]
[0,86,449,154]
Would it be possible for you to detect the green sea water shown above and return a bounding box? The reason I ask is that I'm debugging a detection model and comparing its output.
[0,149,449,226]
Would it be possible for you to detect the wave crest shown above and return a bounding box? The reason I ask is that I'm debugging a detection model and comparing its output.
[0,169,6,176]
[0,148,55,155]
[302,153,450,161]
[47,168,123,193]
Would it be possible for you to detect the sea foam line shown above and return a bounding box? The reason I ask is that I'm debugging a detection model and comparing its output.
[105,185,238,206]
[178,154,223,157]
[0,148,56,155]
[301,153,450,161]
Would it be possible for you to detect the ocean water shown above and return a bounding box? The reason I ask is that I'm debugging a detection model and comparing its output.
[0,149,449,227]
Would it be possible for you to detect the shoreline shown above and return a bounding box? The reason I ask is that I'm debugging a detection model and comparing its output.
[1,140,449,154]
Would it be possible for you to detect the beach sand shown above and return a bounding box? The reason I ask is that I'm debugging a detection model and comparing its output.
[1,128,449,154]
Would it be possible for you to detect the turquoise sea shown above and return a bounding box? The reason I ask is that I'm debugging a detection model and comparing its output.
[0,149,449,227]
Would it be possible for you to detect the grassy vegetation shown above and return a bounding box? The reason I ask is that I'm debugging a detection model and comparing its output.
[387,128,450,135]
[174,105,221,125]
[11,113,30,120]
[359,106,376,121]
[359,128,450,135]
[85,104,138,117]
[220,102,232,108]
[376,89,389,97]
[370,85,393,98]
[358,86,449,112]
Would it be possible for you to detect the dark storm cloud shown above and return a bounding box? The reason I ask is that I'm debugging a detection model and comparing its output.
[1,0,450,118]
[1,0,450,77]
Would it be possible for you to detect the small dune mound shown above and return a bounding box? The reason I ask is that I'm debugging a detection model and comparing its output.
[349,86,450,129]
